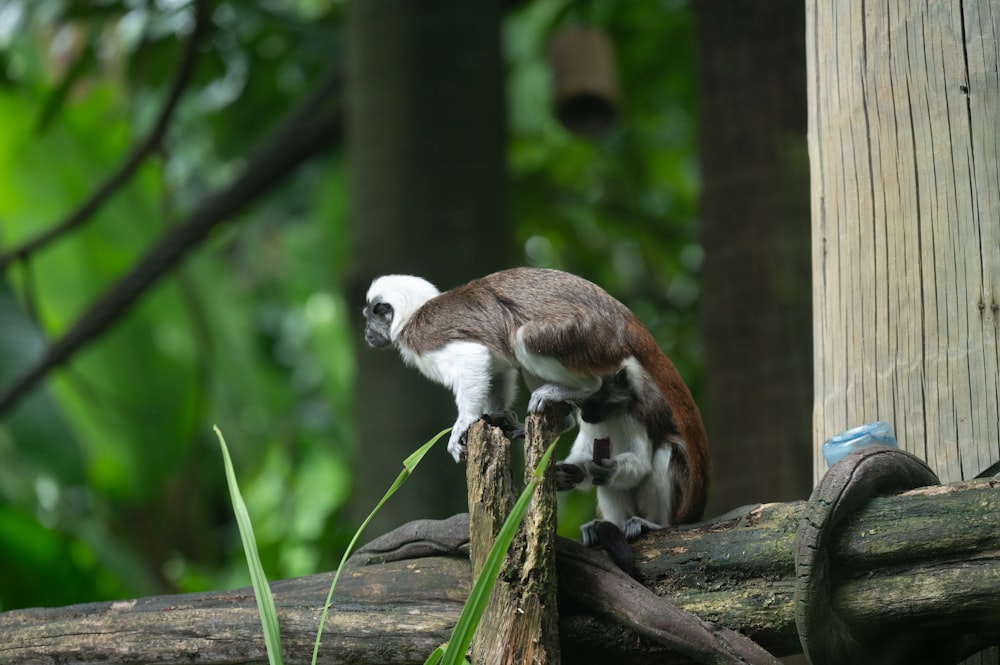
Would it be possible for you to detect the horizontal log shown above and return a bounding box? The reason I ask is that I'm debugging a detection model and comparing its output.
[1,479,997,664]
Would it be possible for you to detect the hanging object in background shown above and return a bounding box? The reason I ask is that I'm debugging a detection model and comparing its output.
[548,25,621,135]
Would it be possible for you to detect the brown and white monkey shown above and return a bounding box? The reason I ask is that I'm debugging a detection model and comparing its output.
[362,267,710,513]
[556,361,710,553]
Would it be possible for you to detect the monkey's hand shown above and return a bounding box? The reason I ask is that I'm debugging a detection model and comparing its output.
[448,417,478,463]
[587,458,618,486]
[555,462,586,491]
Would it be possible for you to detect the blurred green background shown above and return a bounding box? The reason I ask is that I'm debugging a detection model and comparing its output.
[0,0,812,612]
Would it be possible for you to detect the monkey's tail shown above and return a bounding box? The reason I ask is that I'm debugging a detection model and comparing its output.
[630,325,711,524]
[593,521,637,579]
[672,441,710,524]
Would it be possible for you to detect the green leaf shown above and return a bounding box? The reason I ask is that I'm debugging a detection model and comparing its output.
[311,428,451,665]
[215,426,284,665]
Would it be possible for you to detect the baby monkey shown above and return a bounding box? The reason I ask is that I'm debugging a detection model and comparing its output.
[556,362,709,573]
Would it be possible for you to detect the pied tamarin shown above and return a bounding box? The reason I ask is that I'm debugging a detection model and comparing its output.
[362,267,710,537]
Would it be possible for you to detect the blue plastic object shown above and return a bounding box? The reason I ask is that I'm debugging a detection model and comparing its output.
[822,421,898,466]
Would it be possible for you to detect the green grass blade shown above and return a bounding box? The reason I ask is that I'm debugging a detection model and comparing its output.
[439,440,558,665]
[215,426,284,665]
[311,428,451,665]
[423,645,446,665]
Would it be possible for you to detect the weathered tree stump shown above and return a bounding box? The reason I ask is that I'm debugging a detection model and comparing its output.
[465,408,565,665]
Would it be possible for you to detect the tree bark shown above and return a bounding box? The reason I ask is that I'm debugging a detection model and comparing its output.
[346,0,514,533]
[466,412,564,665]
[693,0,814,516]
[3,478,998,664]
[807,4,1000,662]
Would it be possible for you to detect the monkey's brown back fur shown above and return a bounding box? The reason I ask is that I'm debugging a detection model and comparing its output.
[402,268,635,374]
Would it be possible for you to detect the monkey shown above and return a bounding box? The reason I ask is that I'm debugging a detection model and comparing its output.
[362,267,704,467]
[556,362,710,557]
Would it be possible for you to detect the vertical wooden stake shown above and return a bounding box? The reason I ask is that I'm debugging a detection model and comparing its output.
[466,406,566,665]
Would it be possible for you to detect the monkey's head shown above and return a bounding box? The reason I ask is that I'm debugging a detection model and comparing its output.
[577,367,635,424]
[363,275,441,348]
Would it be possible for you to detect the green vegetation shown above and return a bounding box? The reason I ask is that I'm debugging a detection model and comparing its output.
[0,0,698,611]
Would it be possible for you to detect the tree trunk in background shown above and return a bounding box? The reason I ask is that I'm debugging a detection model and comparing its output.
[694,0,814,516]
[346,0,512,534]
[808,2,1000,664]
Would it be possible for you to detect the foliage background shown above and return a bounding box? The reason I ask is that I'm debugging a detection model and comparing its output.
[0,0,700,610]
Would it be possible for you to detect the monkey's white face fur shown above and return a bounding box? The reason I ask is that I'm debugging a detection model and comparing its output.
[364,275,440,347]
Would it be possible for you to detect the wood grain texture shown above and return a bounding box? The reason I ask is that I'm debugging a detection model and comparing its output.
[806,2,1000,483]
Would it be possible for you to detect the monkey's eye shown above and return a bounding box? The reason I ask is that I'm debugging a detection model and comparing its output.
[372,302,392,318]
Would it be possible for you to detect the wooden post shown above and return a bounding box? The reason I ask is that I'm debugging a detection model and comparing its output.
[806,3,1000,482]
[807,4,1000,663]
[466,408,565,665]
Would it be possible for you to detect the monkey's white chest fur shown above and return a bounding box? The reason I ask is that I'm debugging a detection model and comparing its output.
[566,410,679,531]
[398,340,518,461]
[399,341,498,388]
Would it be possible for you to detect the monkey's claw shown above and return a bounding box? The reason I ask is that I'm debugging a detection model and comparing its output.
[447,429,469,463]
[622,516,662,541]
[481,410,526,439]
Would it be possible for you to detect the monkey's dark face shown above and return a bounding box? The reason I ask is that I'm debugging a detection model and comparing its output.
[577,368,634,424]
[363,299,394,348]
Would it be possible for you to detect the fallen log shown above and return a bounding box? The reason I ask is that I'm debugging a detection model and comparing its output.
[1,474,998,664]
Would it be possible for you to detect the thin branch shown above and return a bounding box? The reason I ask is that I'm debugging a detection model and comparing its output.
[0,68,343,419]
[0,0,208,273]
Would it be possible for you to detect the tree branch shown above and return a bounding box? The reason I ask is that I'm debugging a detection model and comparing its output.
[0,67,344,418]
[0,0,209,273]
[2,478,998,664]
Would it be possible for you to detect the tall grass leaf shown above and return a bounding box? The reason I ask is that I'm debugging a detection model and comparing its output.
[438,440,558,665]
[424,645,446,665]
[214,426,284,665]
[311,427,451,665]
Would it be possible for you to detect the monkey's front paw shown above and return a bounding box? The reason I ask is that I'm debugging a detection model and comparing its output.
[555,462,586,491]
[447,430,468,463]
[587,458,617,486]
[622,516,662,541]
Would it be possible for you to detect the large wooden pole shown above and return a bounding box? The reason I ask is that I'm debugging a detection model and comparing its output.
[807,3,1000,482]
[807,5,1000,662]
